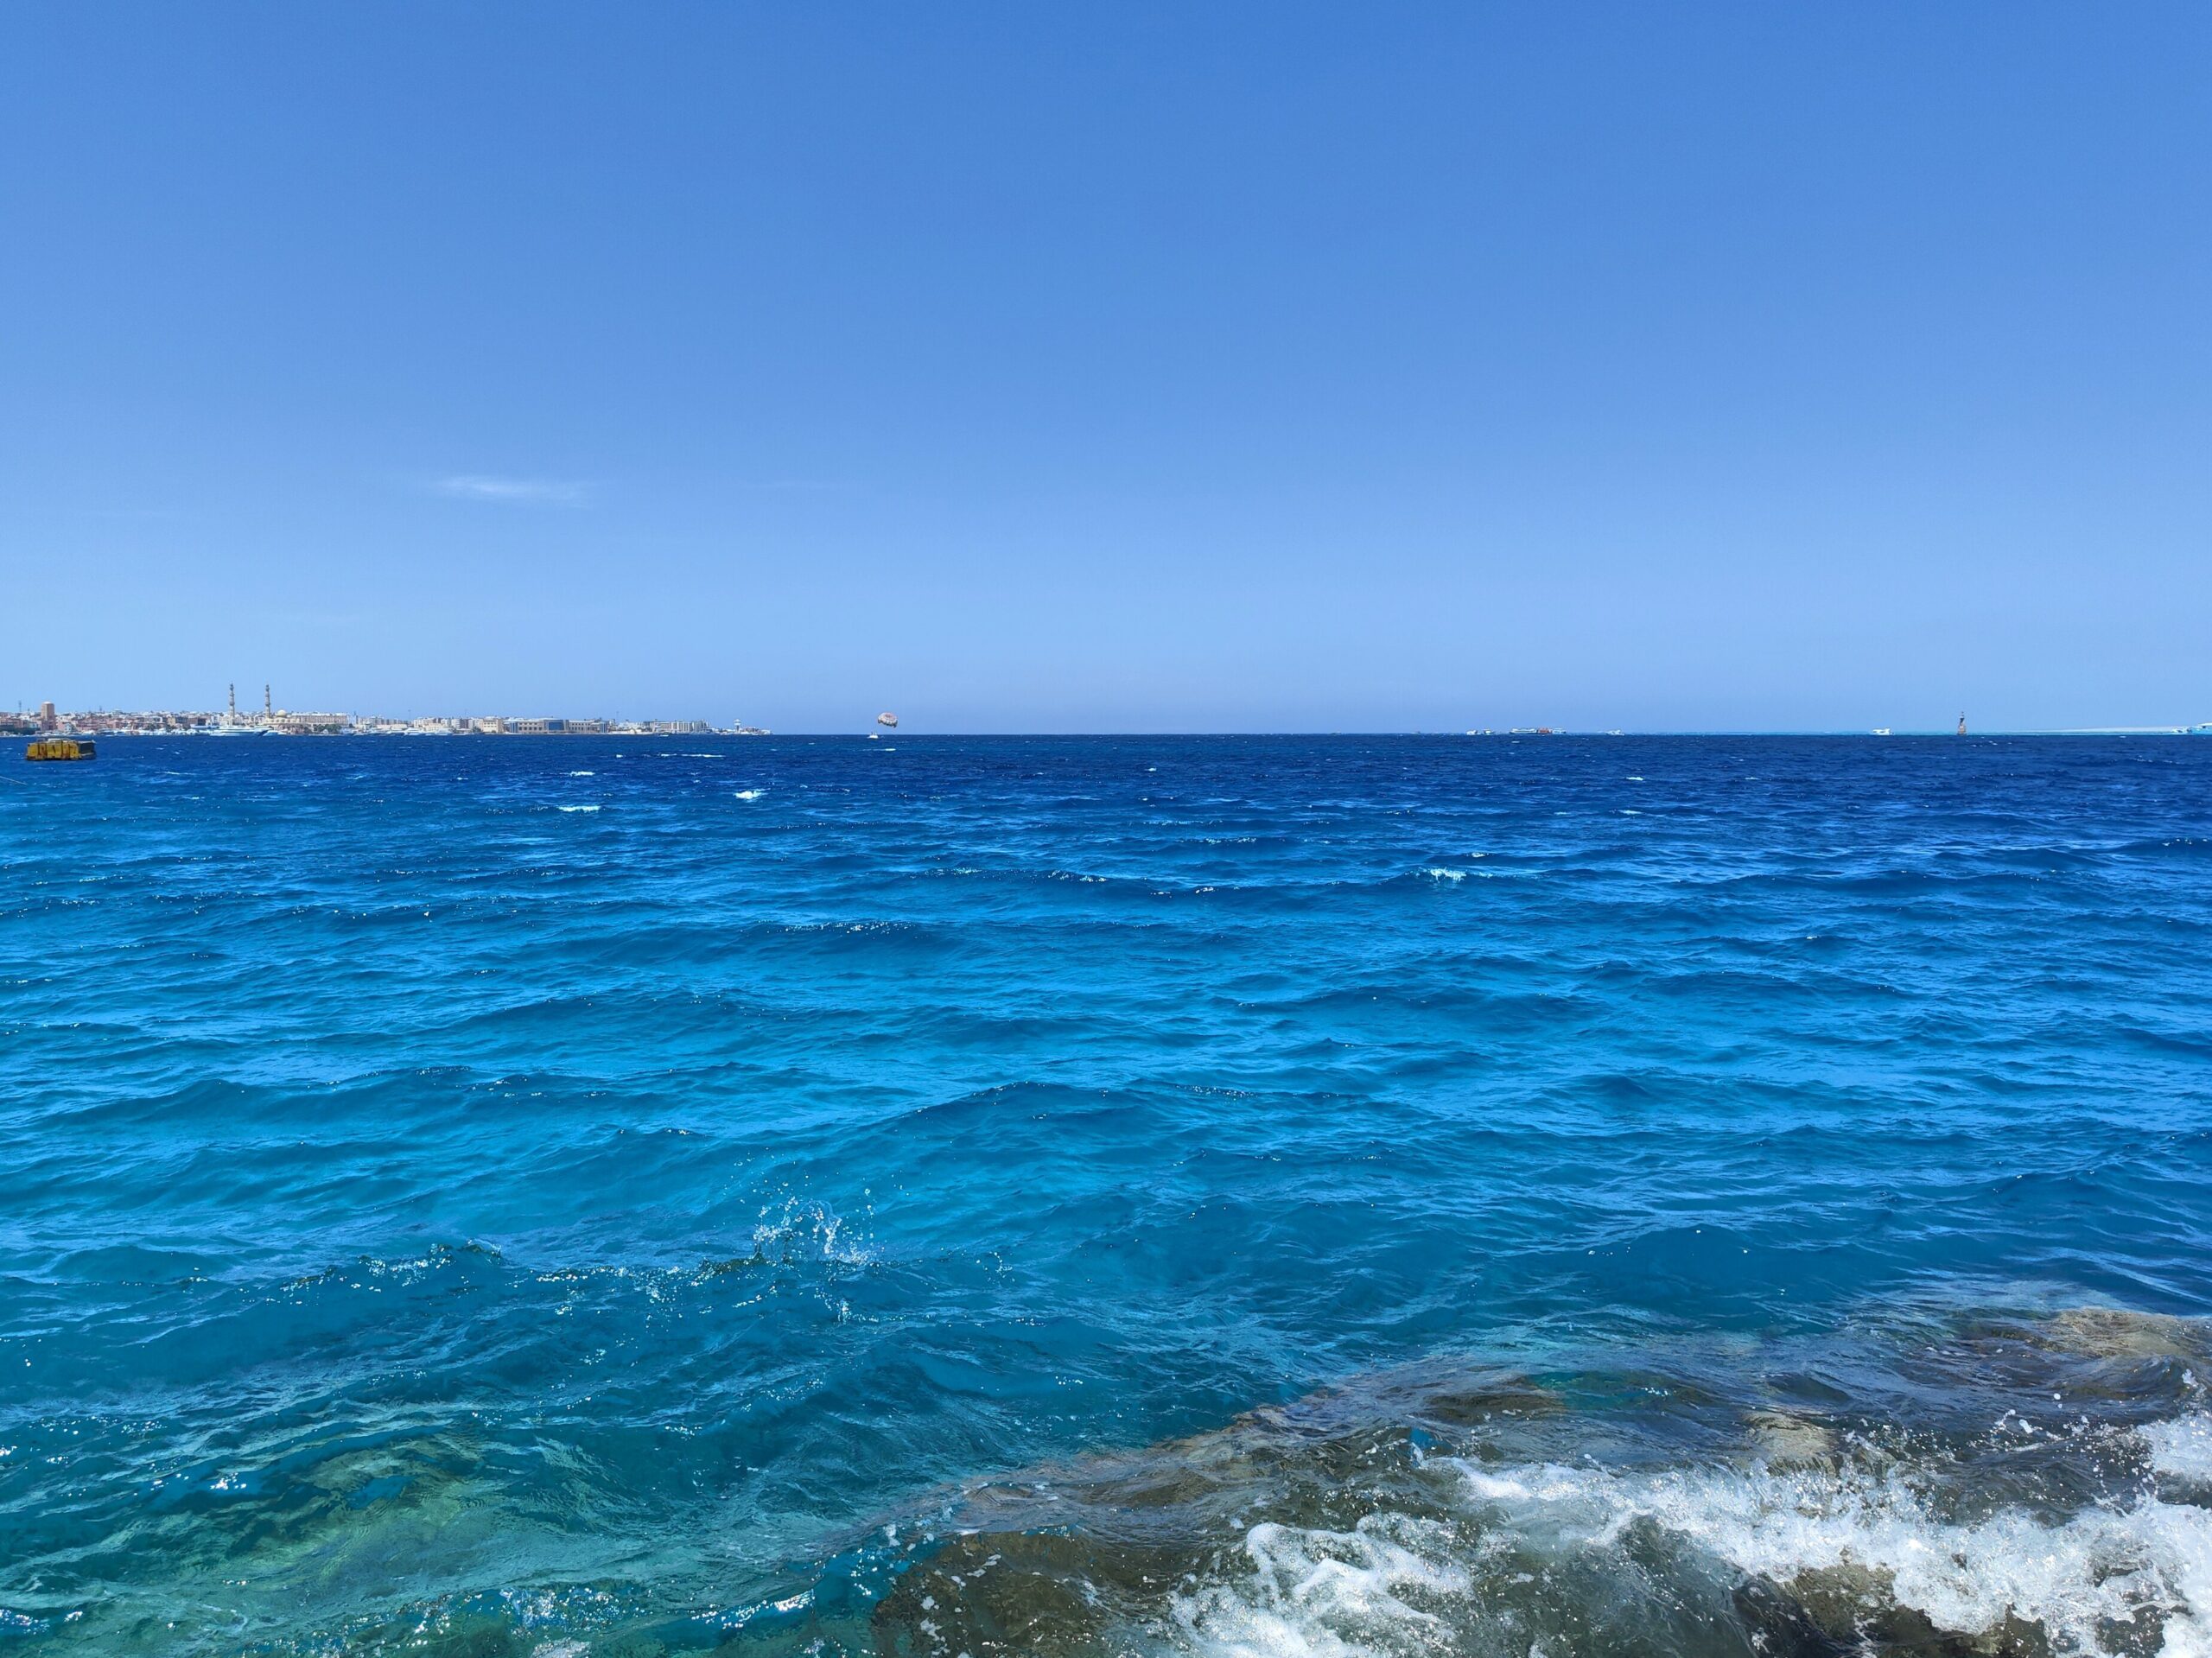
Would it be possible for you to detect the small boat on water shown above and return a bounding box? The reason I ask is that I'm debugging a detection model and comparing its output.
[26,738,95,761]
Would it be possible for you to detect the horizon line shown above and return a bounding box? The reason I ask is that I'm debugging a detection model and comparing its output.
[60,725,2212,739]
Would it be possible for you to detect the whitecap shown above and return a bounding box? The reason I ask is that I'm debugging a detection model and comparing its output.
[2146,1413,2212,1484]
[1426,867,1466,882]
[734,789,766,801]
[556,804,600,813]
[1152,1426,2212,1658]
[1170,1513,1469,1655]
[1442,1452,2212,1658]
[567,770,594,777]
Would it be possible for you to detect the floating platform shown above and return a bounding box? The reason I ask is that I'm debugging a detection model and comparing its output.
[25,738,95,761]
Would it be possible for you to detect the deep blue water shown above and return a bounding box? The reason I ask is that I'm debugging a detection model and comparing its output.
[3,735,2209,1657]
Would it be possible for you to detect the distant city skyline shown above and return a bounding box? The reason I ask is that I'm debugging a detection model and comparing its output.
[15,691,2210,740]
[7,687,750,739]
[3,5,2208,731]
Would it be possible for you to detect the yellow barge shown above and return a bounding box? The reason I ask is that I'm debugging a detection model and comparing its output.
[25,738,96,761]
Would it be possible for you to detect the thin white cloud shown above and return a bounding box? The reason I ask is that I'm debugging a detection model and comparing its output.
[430,474,590,505]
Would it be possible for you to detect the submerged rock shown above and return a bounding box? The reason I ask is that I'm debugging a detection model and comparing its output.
[723,1319,2212,1658]
[1744,1410,1840,1468]
[2044,1307,2210,1364]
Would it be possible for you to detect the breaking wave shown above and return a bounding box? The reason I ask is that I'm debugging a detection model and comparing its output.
[843,1307,2212,1658]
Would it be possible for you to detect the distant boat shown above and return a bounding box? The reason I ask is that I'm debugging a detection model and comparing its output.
[1956,714,1967,736]
[1872,727,1892,736]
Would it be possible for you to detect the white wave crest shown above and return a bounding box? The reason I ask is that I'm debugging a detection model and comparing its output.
[1465,1453,2212,1658]
[734,789,766,801]
[2148,1413,2212,1485]
[1170,1513,1470,1658]
[1161,1445,2212,1658]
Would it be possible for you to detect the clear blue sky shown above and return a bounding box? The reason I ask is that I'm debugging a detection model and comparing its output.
[3,4,2206,732]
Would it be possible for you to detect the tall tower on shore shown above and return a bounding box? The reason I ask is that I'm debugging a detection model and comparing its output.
[228,684,237,723]
[264,684,272,718]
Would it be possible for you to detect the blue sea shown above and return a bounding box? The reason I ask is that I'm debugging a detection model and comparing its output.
[4,735,2210,1658]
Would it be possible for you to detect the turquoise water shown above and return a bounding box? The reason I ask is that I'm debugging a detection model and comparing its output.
[3,735,2209,1656]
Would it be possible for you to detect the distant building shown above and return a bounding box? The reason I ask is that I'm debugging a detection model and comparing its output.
[16,702,722,736]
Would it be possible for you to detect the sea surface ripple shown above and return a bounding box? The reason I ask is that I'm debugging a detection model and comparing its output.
[2,735,2209,1656]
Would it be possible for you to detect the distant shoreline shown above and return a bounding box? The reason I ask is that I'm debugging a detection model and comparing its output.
[26,727,2212,740]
